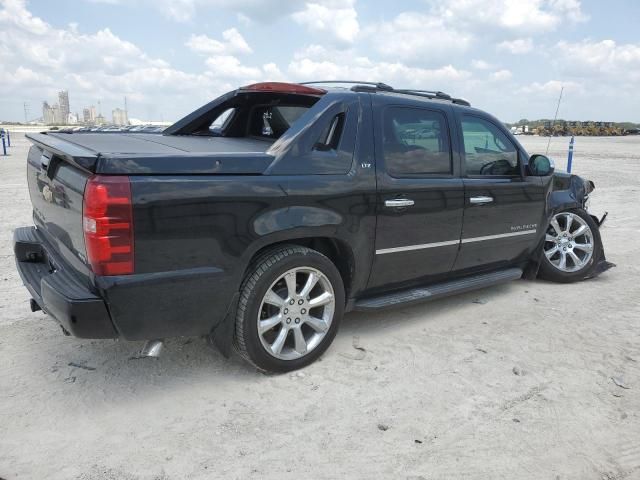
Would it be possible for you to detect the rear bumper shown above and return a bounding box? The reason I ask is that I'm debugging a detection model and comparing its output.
[14,226,238,341]
[13,226,118,338]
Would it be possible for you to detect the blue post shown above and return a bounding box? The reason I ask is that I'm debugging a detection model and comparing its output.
[1,135,6,156]
[6,130,10,147]
[567,136,574,173]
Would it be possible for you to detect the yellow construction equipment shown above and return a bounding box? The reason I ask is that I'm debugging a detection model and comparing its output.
[604,122,623,136]
[536,120,553,136]
[534,120,629,136]
[582,121,597,136]
[552,121,568,136]
[568,121,582,136]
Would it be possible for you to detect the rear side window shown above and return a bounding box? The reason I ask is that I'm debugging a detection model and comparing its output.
[249,105,310,139]
[209,108,235,134]
[461,116,519,176]
[314,113,345,151]
[210,108,234,128]
[383,107,452,176]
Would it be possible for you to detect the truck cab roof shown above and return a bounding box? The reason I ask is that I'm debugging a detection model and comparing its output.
[163,81,473,138]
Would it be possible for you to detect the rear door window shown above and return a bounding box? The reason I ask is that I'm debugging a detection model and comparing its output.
[383,107,452,176]
[461,116,519,176]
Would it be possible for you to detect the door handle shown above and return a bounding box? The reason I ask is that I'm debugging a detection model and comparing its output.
[469,196,494,205]
[385,198,415,208]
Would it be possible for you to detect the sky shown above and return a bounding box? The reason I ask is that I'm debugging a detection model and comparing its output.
[0,0,639,123]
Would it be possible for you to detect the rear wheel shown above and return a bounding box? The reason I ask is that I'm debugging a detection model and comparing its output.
[539,209,602,282]
[235,245,344,372]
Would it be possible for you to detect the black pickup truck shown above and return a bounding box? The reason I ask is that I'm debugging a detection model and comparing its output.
[14,81,611,372]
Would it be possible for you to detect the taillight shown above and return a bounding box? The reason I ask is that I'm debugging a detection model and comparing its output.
[83,175,134,276]
[240,82,326,95]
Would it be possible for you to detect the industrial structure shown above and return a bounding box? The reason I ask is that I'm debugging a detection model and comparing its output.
[42,90,72,125]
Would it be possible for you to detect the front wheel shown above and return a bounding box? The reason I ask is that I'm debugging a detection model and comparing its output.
[234,245,344,372]
[539,209,602,283]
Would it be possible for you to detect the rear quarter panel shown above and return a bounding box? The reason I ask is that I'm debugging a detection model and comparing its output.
[122,91,377,338]
[126,170,377,338]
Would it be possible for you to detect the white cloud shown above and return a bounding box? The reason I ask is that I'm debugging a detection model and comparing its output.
[287,46,471,90]
[497,38,534,54]
[292,1,359,45]
[151,0,301,23]
[262,62,285,80]
[437,0,587,33]
[0,65,52,87]
[471,59,493,70]
[554,39,640,81]
[490,69,512,81]
[0,0,226,119]
[519,80,583,95]
[186,28,252,56]
[0,0,48,34]
[547,0,589,22]
[220,28,252,54]
[80,0,301,23]
[364,12,471,62]
[205,55,261,78]
[161,0,197,22]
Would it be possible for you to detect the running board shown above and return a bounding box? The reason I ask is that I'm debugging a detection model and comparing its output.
[354,268,523,311]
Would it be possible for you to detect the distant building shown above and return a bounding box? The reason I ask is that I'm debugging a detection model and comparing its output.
[42,102,55,124]
[112,108,129,126]
[95,114,106,125]
[41,90,76,124]
[58,90,70,124]
[52,104,62,124]
[83,105,97,124]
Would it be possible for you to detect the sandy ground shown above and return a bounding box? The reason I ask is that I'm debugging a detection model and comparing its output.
[0,132,638,480]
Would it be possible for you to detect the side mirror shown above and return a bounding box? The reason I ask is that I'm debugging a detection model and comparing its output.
[527,154,554,176]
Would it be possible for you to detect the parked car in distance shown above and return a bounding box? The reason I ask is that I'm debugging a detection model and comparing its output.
[14,81,612,372]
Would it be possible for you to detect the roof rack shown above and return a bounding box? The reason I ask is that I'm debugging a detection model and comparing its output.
[300,80,394,91]
[300,80,471,107]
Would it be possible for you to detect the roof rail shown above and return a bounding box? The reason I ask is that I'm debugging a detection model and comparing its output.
[300,80,394,91]
[394,89,471,107]
[299,80,470,106]
[397,89,451,99]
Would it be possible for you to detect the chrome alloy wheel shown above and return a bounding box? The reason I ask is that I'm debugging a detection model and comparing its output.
[543,212,594,273]
[257,267,335,361]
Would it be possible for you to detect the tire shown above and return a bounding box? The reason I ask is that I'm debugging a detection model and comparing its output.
[539,208,603,283]
[234,245,345,373]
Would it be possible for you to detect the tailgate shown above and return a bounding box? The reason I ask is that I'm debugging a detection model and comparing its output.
[25,137,95,278]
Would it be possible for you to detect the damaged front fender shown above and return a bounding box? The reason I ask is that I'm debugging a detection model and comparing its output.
[523,172,614,280]
[547,171,591,213]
